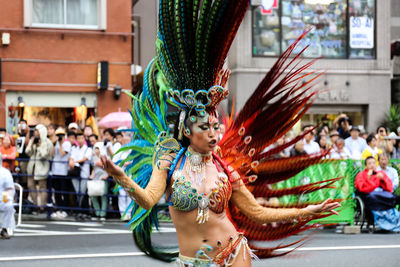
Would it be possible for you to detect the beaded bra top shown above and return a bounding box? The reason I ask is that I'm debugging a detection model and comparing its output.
[167,154,232,223]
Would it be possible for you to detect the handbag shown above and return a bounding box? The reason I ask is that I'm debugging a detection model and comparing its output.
[87,180,106,196]
[68,166,81,178]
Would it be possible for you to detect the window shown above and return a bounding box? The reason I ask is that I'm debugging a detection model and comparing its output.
[24,0,107,30]
[349,0,375,59]
[252,0,375,59]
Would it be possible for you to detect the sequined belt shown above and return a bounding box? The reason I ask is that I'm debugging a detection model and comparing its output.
[175,234,256,267]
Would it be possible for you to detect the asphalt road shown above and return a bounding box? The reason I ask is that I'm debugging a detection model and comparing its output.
[1,221,399,267]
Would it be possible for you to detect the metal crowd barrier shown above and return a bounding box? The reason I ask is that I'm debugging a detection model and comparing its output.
[9,157,400,223]
[12,157,131,220]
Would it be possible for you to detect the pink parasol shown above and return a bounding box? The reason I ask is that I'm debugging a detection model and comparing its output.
[98,112,132,128]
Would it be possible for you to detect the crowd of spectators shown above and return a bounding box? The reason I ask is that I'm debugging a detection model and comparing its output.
[2,113,400,233]
[0,120,132,223]
[266,115,400,164]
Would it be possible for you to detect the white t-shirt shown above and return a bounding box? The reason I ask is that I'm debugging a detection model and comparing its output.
[303,140,321,154]
[344,137,367,160]
[101,141,122,162]
[51,141,72,176]
[0,167,14,197]
[71,145,92,179]
[329,147,352,160]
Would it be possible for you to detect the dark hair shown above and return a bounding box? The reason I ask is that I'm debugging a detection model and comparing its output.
[338,117,349,127]
[376,126,386,133]
[20,119,27,124]
[89,134,98,140]
[67,131,76,138]
[172,111,198,148]
[76,132,84,137]
[103,128,115,138]
[116,132,123,137]
[0,128,7,132]
[366,133,376,144]
[302,124,315,131]
[364,156,376,165]
[47,124,56,129]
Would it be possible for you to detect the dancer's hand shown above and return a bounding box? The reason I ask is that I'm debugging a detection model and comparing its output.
[99,155,126,183]
[304,198,341,215]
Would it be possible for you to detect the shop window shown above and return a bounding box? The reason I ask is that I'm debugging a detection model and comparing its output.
[252,8,281,56]
[252,0,376,59]
[349,0,376,59]
[24,0,107,30]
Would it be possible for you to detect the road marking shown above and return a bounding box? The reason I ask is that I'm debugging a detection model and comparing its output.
[78,227,131,233]
[46,221,103,227]
[18,223,46,228]
[0,252,146,262]
[13,227,176,237]
[277,244,400,252]
[1,245,400,262]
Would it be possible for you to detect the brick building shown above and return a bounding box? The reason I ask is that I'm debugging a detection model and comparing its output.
[0,0,133,131]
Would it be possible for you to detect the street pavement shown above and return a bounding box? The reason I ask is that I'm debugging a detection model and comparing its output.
[1,220,399,267]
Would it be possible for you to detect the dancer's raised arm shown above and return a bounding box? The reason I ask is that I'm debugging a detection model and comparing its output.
[100,155,167,210]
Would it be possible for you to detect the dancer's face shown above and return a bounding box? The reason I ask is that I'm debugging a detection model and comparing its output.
[185,114,220,154]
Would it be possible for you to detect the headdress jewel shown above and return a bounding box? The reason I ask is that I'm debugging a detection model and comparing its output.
[167,70,231,140]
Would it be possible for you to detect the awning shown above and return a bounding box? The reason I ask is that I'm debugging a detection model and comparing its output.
[6,91,97,108]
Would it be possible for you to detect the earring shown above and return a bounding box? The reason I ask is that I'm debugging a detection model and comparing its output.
[185,129,191,135]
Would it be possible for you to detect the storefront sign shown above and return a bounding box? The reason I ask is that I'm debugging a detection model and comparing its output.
[350,16,374,49]
[251,0,278,14]
[317,90,350,103]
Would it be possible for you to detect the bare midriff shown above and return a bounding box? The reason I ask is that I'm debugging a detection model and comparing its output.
[169,206,238,258]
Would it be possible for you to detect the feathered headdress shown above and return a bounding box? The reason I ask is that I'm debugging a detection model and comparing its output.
[155,0,249,138]
[118,0,342,263]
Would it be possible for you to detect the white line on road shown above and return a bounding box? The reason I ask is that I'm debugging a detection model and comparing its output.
[46,221,103,227]
[0,252,146,262]
[13,227,176,237]
[2,245,400,262]
[277,244,400,252]
[17,223,46,228]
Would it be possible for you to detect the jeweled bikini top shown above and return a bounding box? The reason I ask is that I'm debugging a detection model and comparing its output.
[167,154,232,224]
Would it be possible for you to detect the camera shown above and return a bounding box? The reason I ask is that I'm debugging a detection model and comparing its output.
[29,128,35,138]
[372,171,377,175]
[57,135,64,142]
[104,139,109,146]
[33,137,40,144]
[15,137,25,154]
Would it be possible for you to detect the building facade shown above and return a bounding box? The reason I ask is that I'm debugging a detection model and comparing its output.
[134,0,393,133]
[229,0,391,132]
[0,0,133,130]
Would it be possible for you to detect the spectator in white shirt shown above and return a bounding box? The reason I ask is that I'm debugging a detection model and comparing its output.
[50,127,71,218]
[329,138,351,160]
[303,125,320,154]
[116,134,133,221]
[102,128,121,158]
[69,132,92,216]
[0,161,15,239]
[377,153,399,193]
[344,126,367,160]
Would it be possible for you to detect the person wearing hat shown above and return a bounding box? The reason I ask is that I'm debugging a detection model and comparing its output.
[329,130,340,147]
[68,122,79,133]
[49,127,71,218]
[344,126,367,160]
